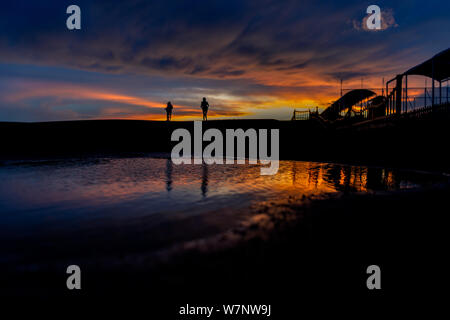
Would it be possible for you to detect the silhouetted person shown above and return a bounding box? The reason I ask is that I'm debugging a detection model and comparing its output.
[201,97,209,121]
[165,101,173,121]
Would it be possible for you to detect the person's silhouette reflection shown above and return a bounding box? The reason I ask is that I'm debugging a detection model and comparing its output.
[201,162,208,197]
[166,158,173,192]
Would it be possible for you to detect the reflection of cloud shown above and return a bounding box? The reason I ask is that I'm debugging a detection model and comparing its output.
[354,8,398,31]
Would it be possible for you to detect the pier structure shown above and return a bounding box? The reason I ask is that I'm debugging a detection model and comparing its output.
[294,48,450,126]
[386,48,450,115]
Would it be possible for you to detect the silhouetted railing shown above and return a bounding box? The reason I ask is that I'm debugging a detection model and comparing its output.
[291,109,310,121]
[399,101,450,119]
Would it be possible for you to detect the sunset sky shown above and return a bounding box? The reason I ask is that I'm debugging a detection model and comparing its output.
[1,0,449,121]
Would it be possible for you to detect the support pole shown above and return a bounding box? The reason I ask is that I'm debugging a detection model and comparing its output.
[405,75,408,113]
[389,85,391,114]
[425,79,427,108]
[432,59,435,108]
[395,74,402,115]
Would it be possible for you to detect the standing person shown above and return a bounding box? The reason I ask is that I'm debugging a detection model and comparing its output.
[165,101,173,121]
[201,97,209,121]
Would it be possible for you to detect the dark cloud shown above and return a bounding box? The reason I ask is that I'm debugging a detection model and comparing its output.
[211,68,246,77]
[140,56,194,71]
[1,0,449,80]
[327,71,372,82]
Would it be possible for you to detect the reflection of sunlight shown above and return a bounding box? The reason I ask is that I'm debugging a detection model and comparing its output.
[339,168,345,186]
[385,171,395,188]
[289,163,376,193]
[0,158,420,217]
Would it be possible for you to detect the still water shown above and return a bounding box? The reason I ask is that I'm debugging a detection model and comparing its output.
[0,156,447,269]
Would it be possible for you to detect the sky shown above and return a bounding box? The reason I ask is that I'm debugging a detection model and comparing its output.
[0,0,449,121]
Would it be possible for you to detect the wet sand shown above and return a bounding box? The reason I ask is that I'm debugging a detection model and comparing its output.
[2,182,448,314]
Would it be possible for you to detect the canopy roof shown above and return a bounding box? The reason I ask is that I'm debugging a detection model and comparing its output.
[404,48,450,82]
[367,95,386,109]
[321,89,376,119]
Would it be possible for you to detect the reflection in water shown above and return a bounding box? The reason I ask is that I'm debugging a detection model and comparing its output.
[201,163,208,197]
[0,157,445,226]
[166,158,173,192]
[296,162,413,193]
[0,156,447,268]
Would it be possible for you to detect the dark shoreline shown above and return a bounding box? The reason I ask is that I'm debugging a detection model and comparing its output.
[2,117,450,172]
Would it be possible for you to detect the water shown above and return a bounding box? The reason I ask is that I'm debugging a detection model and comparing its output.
[0,156,447,270]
